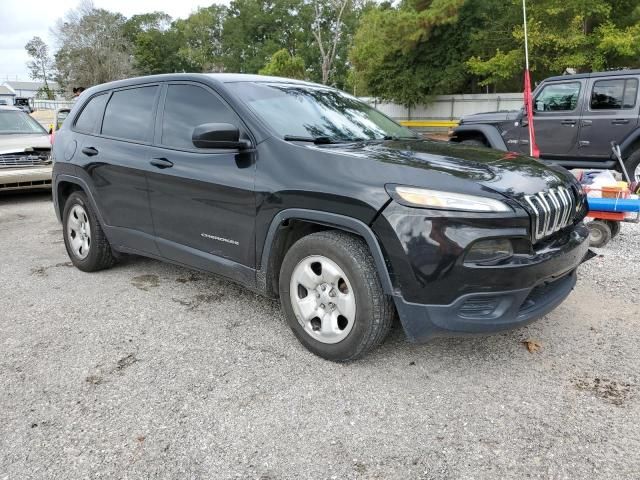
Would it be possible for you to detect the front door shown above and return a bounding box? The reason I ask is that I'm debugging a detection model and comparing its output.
[578,76,640,158]
[532,81,584,158]
[146,82,256,277]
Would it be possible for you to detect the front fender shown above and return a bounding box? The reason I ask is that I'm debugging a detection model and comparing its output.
[452,124,508,151]
[258,209,395,296]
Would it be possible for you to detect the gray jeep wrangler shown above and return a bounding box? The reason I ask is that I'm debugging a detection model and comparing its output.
[450,69,640,181]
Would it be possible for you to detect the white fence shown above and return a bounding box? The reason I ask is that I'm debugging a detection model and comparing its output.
[361,93,523,121]
[32,93,525,129]
[33,99,75,110]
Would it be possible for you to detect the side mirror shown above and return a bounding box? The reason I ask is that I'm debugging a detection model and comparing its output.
[192,123,250,149]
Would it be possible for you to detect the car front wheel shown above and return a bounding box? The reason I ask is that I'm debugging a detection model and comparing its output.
[279,230,394,362]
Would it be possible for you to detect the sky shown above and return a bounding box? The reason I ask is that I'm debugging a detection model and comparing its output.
[0,0,224,82]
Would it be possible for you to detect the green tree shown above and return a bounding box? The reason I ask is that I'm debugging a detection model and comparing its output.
[25,36,55,99]
[259,48,306,78]
[350,0,486,105]
[173,5,227,72]
[53,1,134,91]
[468,0,640,88]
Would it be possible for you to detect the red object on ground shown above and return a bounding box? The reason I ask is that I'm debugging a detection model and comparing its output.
[524,70,540,158]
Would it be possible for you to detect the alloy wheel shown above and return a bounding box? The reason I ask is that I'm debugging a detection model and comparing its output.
[289,255,356,344]
[67,204,91,259]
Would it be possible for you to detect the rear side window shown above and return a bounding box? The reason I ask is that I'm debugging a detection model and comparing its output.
[75,94,108,133]
[161,84,238,149]
[534,82,581,112]
[101,86,158,142]
[591,78,638,110]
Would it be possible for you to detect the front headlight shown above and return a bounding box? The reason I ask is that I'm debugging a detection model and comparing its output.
[387,185,511,213]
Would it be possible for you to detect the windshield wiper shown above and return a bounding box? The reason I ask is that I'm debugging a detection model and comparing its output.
[283,135,335,144]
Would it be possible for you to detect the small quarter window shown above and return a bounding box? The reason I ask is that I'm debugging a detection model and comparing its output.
[534,82,581,112]
[75,94,108,133]
[591,78,638,110]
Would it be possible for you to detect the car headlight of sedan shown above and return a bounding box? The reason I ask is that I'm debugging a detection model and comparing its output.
[386,185,511,213]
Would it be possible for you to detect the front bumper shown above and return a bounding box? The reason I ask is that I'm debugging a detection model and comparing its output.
[373,203,590,342]
[0,166,52,191]
[394,268,580,341]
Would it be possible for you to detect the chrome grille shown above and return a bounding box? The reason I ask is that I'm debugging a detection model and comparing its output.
[0,151,51,168]
[524,186,576,242]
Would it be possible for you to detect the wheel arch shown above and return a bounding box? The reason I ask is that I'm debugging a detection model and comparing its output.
[258,209,394,298]
[54,175,106,227]
[451,124,508,151]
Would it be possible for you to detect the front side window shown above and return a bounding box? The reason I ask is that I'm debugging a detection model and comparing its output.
[591,78,638,110]
[535,82,581,112]
[75,94,108,134]
[161,84,238,149]
[0,110,46,135]
[226,82,419,142]
[101,86,158,142]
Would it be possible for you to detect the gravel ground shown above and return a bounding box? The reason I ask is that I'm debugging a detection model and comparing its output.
[1,191,639,480]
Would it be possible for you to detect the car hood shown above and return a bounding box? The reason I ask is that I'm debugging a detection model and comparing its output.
[0,134,51,154]
[460,110,520,124]
[322,139,574,197]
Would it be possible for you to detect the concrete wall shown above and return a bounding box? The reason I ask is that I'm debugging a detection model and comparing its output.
[360,93,524,121]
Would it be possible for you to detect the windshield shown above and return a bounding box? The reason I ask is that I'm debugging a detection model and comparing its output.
[0,110,46,135]
[227,82,419,142]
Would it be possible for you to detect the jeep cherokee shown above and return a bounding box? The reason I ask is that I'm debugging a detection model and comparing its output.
[52,74,590,361]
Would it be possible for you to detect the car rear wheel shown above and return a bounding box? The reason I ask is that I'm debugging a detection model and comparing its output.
[63,191,115,272]
[279,231,394,362]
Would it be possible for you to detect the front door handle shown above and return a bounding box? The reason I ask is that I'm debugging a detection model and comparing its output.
[582,120,593,126]
[561,120,576,126]
[150,157,174,169]
[81,146,98,156]
[612,119,630,125]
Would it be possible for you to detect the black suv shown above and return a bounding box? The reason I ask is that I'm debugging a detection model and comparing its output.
[52,74,590,361]
[451,69,640,180]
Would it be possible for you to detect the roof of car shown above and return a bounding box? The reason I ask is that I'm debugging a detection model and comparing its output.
[544,69,640,82]
[82,73,329,97]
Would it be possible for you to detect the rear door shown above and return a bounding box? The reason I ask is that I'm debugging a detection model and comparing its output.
[146,82,256,277]
[577,76,639,158]
[76,84,160,253]
[532,81,584,158]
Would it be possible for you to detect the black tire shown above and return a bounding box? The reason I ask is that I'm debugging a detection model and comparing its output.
[279,230,394,362]
[624,149,640,183]
[587,220,612,248]
[606,220,621,239]
[460,139,487,147]
[63,191,116,272]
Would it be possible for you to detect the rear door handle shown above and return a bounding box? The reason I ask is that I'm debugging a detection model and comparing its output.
[150,157,174,169]
[561,120,576,126]
[81,146,98,156]
[612,119,630,125]
[581,120,593,126]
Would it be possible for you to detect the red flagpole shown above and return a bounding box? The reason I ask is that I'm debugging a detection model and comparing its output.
[522,0,540,158]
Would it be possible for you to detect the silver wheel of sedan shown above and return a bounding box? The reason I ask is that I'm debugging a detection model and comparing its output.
[67,204,91,259]
[289,255,356,344]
